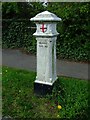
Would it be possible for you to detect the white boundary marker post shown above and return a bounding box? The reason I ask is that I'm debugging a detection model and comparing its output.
[31,11,61,95]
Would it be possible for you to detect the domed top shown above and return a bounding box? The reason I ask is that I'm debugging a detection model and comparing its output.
[30,11,61,22]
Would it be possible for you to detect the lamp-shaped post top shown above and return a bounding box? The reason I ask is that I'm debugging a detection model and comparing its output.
[30,11,61,37]
[30,11,61,22]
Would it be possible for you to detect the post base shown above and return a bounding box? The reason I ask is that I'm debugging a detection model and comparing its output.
[34,82,54,96]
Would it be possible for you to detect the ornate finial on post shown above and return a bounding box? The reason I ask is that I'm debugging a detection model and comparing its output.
[42,0,48,8]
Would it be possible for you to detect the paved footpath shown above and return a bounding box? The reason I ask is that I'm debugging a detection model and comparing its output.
[2,49,89,80]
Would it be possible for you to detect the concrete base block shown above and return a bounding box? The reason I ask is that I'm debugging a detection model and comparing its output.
[34,82,54,96]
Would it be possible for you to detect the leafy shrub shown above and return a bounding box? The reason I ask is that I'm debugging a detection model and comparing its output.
[2,19,36,53]
[2,2,90,61]
[47,3,90,61]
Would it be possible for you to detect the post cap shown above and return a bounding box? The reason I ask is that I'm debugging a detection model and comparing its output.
[30,11,61,22]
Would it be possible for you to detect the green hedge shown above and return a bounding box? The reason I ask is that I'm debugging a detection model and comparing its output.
[2,3,90,62]
[48,3,90,61]
[2,19,36,54]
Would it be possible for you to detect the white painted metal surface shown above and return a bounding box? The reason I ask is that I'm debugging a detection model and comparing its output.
[30,11,61,85]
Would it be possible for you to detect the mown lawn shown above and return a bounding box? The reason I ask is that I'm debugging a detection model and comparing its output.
[2,66,88,119]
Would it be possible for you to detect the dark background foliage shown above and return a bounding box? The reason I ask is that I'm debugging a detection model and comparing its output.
[2,2,90,61]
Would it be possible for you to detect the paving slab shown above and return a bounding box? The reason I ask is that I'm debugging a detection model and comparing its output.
[2,49,89,80]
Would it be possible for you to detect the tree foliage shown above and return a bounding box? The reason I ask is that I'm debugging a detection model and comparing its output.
[2,2,90,61]
[2,2,44,19]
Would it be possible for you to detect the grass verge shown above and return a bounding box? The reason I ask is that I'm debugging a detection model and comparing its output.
[2,66,88,119]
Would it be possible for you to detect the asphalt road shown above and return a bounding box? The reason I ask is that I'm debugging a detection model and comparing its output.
[2,49,89,80]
